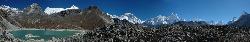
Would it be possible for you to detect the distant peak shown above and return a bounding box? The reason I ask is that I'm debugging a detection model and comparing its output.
[107,13,144,24]
[44,5,80,15]
[0,5,10,10]
[170,12,180,18]
[30,3,39,8]
[0,5,22,14]
[143,13,183,25]
[66,5,79,9]
[171,12,178,16]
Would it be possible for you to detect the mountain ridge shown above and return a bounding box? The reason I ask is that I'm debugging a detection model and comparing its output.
[0,3,114,30]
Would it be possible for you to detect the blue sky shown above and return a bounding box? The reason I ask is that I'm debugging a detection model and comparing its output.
[1,0,250,23]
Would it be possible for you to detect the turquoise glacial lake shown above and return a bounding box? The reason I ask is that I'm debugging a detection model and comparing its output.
[10,29,80,40]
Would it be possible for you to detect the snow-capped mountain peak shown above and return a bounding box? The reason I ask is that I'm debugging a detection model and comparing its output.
[44,5,79,15]
[66,5,79,9]
[121,13,144,24]
[143,12,182,25]
[0,5,22,15]
[106,13,144,24]
[169,12,180,20]
[30,3,39,8]
[0,5,21,12]
[0,5,11,10]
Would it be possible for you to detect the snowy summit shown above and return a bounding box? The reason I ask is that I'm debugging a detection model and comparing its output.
[0,5,22,15]
[44,5,79,15]
[143,13,182,25]
[107,13,144,24]
[66,5,79,10]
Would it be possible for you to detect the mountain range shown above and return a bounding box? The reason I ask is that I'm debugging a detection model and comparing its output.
[0,3,114,30]
[0,3,250,30]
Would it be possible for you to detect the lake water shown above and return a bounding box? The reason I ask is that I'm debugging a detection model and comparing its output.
[10,29,80,40]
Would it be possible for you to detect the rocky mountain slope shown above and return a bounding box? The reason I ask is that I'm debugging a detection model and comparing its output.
[0,3,114,30]
[230,12,250,27]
